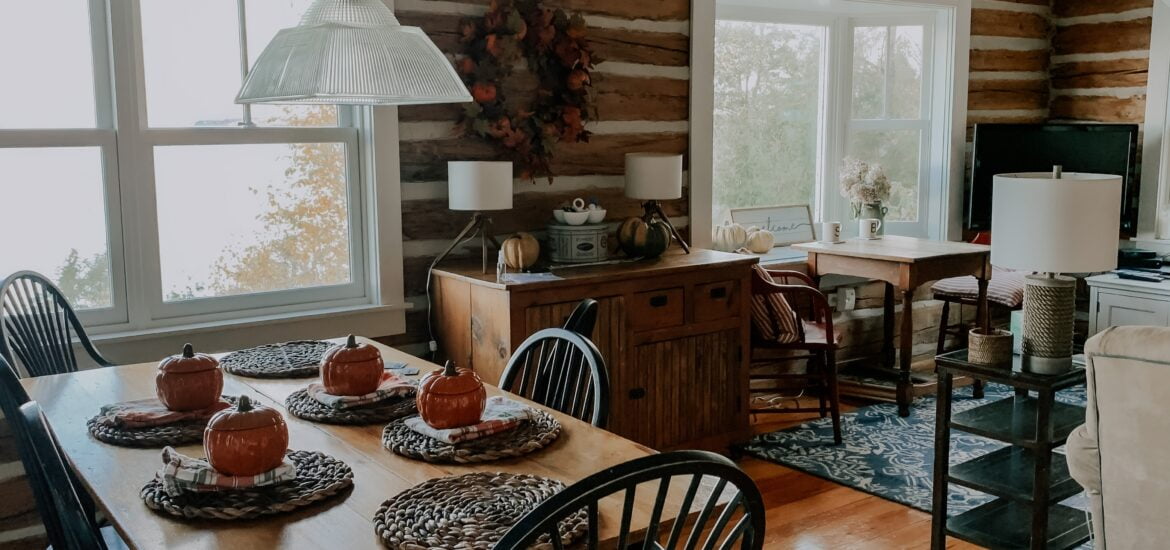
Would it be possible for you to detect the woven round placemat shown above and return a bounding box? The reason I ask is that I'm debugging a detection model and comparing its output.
[87,396,238,448]
[142,450,353,521]
[285,388,417,425]
[381,410,561,464]
[220,340,332,378]
[373,472,587,549]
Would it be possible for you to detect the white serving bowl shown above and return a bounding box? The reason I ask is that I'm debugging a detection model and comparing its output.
[553,209,567,224]
[586,209,607,224]
[562,211,590,225]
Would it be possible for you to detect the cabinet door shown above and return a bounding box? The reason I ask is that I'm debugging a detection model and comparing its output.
[627,329,743,449]
[1096,292,1170,331]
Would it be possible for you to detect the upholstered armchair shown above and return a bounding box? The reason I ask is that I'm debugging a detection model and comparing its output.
[1067,325,1170,549]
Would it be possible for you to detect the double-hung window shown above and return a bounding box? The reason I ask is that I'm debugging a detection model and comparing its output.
[0,1,397,337]
[713,1,962,239]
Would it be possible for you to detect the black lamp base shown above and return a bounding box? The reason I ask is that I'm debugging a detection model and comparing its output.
[432,212,501,273]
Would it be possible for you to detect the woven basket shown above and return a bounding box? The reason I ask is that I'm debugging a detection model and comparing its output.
[968,328,1014,366]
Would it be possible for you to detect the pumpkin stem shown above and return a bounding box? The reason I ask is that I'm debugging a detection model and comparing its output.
[345,334,357,348]
[237,395,252,412]
[182,343,194,358]
[443,360,458,376]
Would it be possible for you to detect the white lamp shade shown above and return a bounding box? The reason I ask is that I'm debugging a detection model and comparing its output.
[448,161,513,211]
[236,0,471,106]
[625,153,683,200]
[990,172,1122,273]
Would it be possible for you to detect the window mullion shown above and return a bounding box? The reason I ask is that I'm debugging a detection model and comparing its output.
[108,0,164,330]
[883,25,894,120]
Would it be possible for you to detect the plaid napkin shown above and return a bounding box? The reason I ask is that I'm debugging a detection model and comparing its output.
[94,398,230,429]
[157,446,297,497]
[404,396,535,444]
[307,371,416,410]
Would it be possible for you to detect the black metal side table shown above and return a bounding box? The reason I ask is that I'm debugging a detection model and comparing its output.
[931,349,1090,550]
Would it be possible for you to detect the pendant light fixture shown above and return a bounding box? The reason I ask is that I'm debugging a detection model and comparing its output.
[236,0,471,106]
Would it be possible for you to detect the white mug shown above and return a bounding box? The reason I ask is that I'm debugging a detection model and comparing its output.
[820,222,842,243]
[860,218,882,239]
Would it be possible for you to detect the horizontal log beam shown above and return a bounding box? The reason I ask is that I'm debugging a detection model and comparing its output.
[971,9,1049,39]
[1053,0,1153,18]
[969,48,1049,72]
[400,186,688,242]
[967,79,1049,111]
[434,0,689,21]
[1051,57,1151,89]
[1050,95,1147,123]
[1052,18,1153,55]
[400,132,689,182]
[395,11,689,67]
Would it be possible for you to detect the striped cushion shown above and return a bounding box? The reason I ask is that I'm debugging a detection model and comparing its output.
[932,266,1027,308]
[751,266,802,344]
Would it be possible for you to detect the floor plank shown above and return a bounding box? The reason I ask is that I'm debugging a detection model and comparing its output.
[739,396,981,549]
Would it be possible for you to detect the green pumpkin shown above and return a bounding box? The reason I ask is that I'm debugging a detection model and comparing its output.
[617,217,671,258]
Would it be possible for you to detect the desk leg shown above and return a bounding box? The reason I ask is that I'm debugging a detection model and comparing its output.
[883,283,896,371]
[930,370,954,550]
[898,288,915,417]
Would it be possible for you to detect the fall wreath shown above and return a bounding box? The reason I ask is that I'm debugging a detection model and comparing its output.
[457,0,597,181]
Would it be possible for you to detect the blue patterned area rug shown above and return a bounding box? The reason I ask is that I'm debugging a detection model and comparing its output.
[742,383,1090,517]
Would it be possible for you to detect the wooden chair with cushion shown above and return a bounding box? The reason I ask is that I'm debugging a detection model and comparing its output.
[1,271,114,377]
[932,266,1026,355]
[749,265,842,444]
[498,328,610,428]
[496,450,765,549]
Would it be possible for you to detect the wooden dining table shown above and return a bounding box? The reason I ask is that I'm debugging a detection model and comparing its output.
[21,337,710,549]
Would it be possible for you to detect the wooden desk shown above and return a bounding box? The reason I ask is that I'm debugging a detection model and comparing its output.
[794,236,991,416]
[432,248,757,451]
[21,338,702,549]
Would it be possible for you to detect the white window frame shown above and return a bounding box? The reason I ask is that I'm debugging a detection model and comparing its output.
[1137,0,1170,242]
[1,0,408,349]
[691,0,971,246]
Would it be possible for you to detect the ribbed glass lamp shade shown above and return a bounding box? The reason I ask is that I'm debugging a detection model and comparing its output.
[236,0,471,106]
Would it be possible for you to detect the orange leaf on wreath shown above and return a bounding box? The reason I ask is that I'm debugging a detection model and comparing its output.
[567,69,589,91]
[471,82,497,104]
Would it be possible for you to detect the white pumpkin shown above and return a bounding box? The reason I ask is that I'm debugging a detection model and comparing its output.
[745,227,775,253]
[711,221,748,252]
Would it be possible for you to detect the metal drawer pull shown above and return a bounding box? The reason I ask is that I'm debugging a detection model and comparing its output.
[649,295,669,307]
[628,388,646,399]
[709,287,727,299]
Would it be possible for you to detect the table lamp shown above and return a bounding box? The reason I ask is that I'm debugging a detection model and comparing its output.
[625,153,690,253]
[991,167,1122,373]
[433,161,513,273]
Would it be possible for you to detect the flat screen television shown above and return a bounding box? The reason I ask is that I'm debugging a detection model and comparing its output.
[967,123,1140,236]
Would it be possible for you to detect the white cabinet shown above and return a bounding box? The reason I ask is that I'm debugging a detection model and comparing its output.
[1088,274,1170,336]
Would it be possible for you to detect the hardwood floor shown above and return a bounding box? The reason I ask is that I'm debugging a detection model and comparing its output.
[738,398,981,549]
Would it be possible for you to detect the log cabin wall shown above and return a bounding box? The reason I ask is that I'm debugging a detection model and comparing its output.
[1050,0,1154,124]
[384,0,692,356]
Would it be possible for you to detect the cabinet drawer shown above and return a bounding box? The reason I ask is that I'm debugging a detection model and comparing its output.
[693,280,739,322]
[628,288,684,331]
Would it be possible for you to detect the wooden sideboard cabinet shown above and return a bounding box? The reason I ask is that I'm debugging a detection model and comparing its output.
[431,249,757,451]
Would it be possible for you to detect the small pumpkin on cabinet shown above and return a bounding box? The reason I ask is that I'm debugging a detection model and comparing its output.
[204,395,289,476]
[744,227,775,253]
[502,232,540,270]
[711,221,748,252]
[416,361,486,429]
[156,343,223,412]
[321,334,384,396]
[616,217,671,259]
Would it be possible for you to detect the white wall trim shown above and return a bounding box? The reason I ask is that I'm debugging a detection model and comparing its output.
[1138,0,1170,239]
[689,0,715,248]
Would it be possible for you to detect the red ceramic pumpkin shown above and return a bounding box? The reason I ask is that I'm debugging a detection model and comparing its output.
[203,395,289,476]
[156,343,223,412]
[416,361,487,429]
[321,334,384,396]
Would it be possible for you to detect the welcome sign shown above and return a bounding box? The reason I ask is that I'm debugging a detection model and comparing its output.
[729,205,816,247]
